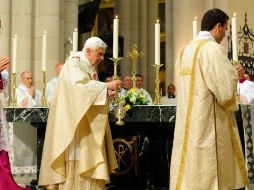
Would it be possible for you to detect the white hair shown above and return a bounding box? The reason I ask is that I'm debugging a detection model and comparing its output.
[82,37,107,52]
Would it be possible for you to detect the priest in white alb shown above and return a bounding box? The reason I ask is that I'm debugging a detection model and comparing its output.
[39,37,121,190]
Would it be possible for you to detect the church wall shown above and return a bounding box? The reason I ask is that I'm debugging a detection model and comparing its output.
[0,0,11,57]
[1,0,254,103]
[0,0,78,93]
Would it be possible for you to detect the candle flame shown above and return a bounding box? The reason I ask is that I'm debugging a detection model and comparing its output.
[43,30,47,34]
[194,16,197,20]
[14,34,17,38]
[156,19,160,24]
[74,28,78,32]
[233,12,237,17]
[115,15,118,19]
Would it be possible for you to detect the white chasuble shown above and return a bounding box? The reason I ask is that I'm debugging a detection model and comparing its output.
[39,54,117,190]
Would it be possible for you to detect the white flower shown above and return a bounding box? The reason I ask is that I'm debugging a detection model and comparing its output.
[130,96,136,103]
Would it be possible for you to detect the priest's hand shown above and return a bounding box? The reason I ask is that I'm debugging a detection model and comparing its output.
[0,57,10,72]
[28,86,35,98]
[236,63,245,80]
[106,80,122,90]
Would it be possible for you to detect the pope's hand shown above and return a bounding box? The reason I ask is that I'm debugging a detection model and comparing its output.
[236,63,245,80]
[108,90,116,100]
[106,80,122,90]
[0,57,10,72]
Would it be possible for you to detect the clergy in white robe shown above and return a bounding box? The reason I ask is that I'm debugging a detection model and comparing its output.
[237,80,254,104]
[46,63,63,104]
[161,84,177,105]
[39,37,121,190]
[170,9,248,190]
[136,74,153,105]
[16,71,41,107]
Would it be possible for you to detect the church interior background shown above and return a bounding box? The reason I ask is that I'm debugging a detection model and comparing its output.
[1,0,254,189]
[0,0,254,96]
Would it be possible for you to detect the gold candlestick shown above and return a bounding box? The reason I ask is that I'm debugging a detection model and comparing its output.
[10,73,17,107]
[109,57,122,80]
[127,44,143,88]
[153,64,163,105]
[40,71,48,107]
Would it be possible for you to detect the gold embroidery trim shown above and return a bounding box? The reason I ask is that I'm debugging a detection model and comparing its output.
[176,40,209,190]
[228,113,249,185]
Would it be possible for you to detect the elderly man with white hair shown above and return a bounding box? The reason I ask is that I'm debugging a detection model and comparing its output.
[39,37,121,190]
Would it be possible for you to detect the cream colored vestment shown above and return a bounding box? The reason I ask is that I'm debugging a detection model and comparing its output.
[39,54,117,189]
[170,34,249,190]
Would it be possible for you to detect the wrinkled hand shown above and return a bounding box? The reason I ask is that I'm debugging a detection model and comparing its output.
[106,80,122,90]
[108,90,116,100]
[0,57,10,72]
[236,63,245,80]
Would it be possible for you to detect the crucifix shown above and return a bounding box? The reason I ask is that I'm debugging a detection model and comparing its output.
[127,44,143,88]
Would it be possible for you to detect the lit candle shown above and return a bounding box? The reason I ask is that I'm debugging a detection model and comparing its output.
[232,13,238,61]
[113,16,119,58]
[12,34,17,73]
[193,16,198,39]
[42,30,47,72]
[155,20,160,65]
[73,28,78,53]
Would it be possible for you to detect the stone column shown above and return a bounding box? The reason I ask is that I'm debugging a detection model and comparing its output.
[33,0,62,86]
[0,0,11,57]
[145,0,157,97]
[115,0,139,78]
[63,0,78,58]
[11,0,33,80]
[165,0,174,87]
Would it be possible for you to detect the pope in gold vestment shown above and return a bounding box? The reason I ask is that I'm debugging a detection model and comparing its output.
[39,38,118,190]
[170,31,249,190]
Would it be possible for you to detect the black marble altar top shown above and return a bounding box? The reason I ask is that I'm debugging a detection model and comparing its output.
[4,105,177,123]
[4,107,49,122]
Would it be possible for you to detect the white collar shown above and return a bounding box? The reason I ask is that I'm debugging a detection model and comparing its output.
[196,31,215,41]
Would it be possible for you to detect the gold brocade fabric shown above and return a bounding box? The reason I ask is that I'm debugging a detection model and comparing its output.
[39,55,117,187]
[170,39,249,190]
[46,161,105,190]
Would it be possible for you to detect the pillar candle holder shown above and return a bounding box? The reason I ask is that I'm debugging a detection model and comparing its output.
[40,71,48,107]
[152,64,163,105]
[10,73,17,107]
[109,57,122,80]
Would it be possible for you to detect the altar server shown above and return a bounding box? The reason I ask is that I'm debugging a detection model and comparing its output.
[46,62,64,104]
[170,9,248,190]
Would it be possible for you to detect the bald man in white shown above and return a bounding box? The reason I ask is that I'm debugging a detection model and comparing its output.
[16,71,41,107]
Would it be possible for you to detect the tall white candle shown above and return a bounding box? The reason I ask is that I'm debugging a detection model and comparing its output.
[73,28,78,53]
[42,30,47,72]
[232,13,238,61]
[155,20,160,65]
[113,16,119,58]
[193,16,198,39]
[12,34,17,73]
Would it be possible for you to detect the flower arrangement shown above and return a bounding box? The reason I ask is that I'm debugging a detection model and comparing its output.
[120,88,150,112]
